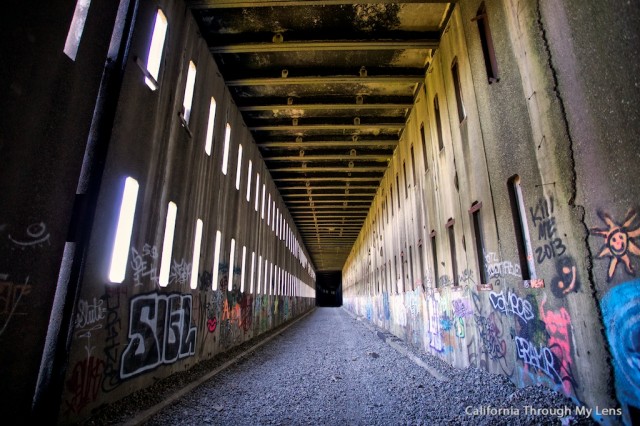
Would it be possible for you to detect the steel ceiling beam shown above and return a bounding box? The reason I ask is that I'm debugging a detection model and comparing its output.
[274,177,381,182]
[249,123,404,132]
[227,76,422,87]
[259,140,398,148]
[269,166,386,172]
[264,155,390,162]
[212,41,437,54]
[280,185,379,190]
[282,192,375,197]
[239,103,412,112]
[189,1,454,9]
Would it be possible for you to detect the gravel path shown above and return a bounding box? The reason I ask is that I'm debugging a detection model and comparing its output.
[144,307,596,426]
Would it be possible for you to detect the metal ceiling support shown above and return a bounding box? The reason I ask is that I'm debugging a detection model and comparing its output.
[250,124,403,132]
[259,141,398,148]
[269,166,387,172]
[264,155,390,161]
[188,1,454,9]
[226,76,423,87]
[239,103,412,112]
[212,40,438,54]
[282,192,374,197]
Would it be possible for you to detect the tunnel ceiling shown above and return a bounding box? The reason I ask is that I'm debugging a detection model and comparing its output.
[187,0,454,271]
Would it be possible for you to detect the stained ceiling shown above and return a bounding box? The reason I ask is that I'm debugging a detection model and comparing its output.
[186,0,454,271]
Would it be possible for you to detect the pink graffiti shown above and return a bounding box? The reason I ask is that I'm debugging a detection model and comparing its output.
[539,295,575,395]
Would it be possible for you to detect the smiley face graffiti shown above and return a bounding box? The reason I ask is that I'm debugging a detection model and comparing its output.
[591,210,640,282]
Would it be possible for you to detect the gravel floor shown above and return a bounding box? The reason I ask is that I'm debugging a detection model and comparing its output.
[141,307,596,426]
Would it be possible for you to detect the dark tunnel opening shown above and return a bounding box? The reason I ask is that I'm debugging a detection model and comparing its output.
[315,271,342,307]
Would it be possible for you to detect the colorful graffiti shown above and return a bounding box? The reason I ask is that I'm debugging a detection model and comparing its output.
[601,279,640,423]
[550,257,579,298]
[591,210,640,282]
[120,292,197,379]
[489,288,534,323]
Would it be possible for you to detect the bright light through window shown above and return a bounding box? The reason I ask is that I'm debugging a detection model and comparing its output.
[145,9,168,90]
[222,122,231,175]
[250,251,256,293]
[246,161,252,201]
[183,61,197,124]
[267,194,271,225]
[235,145,243,190]
[257,255,263,293]
[190,219,203,289]
[64,0,91,61]
[205,97,216,155]
[240,245,247,293]
[261,184,266,218]
[108,177,139,283]
[228,238,236,291]
[255,173,260,211]
[212,230,222,290]
[159,201,177,287]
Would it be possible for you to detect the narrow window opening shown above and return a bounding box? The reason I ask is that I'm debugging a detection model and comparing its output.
[144,9,168,90]
[420,123,429,171]
[250,251,256,293]
[434,95,444,151]
[409,246,414,291]
[228,238,236,291]
[235,144,243,190]
[189,219,203,289]
[64,0,92,61]
[410,146,417,186]
[240,245,247,293]
[204,97,217,156]
[470,202,488,284]
[257,255,263,294]
[212,230,222,290]
[430,231,439,287]
[261,184,266,218]
[451,58,466,123]
[222,122,231,175]
[108,177,139,283]
[246,160,253,201]
[255,174,261,211]
[182,61,197,124]
[507,175,536,279]
[400,255,405,292]
[159,201,178,287]
[475,2,500,83]
[390,186,394,216]
[396,174,401,208]
[446,219,458,286]
[394,256,398,294]
[267,194,272,225]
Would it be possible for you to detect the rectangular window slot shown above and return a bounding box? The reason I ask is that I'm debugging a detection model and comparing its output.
[64,0,92,61]
[182,61,197,125]
[475,2,500,83]
[108,177,139,283]
[205,97,217,156]
[257,255,263,293]
[144,9,167,90]
[255,173,261,211]
[159,201,177,287]
[446,219,458,286]
[250,251,256,293]
[246,160,253,201]
[212,230,222,290]
[190,219,203,290]
[222,122,231,175]
[430,231,439,288]
[434,95,444,151]
[228,238,236,291]
[508,176,536,280]
[235,144,243,190]
[451,58,466,123]
[240,245,247,293]
[420,123,429,171]
[470,202,488,284]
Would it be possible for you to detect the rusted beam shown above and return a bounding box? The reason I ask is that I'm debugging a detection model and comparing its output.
[213,41,437,54]
[189,1,454,9]
[227,76,422,87]
[264,155,390,161]
[239,103,411,112]
[259,140,398,149]
[270,166,387,172]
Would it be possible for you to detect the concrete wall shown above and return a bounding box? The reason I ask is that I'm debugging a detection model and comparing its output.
[1,1,316,423]
[344,2,639,424]
[0,0,123,420]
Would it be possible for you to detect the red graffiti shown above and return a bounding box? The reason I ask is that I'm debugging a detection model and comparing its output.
[65,356,105,414]
[539,295,576,395]
[207,316,217,333]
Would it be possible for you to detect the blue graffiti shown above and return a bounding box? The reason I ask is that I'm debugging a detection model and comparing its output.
[601,279,640,422]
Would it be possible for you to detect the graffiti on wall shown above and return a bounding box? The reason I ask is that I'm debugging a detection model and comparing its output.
[600,279,640,421]
[550,257,580,298]
[7,222,51,249]
[489,289,534,324]
[591,210,640,282]
[64,331,105,414]
[120,292,197,379]
[484,251,522,282]
[0,275,31,337]
[530,197,566,264]
[130,244,159,287]
[102,285,125,392]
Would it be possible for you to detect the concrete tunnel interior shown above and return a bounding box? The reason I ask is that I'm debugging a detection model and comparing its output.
[0,0,639,424]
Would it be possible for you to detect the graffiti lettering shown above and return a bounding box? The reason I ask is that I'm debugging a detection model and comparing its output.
[475,313,506,360]
[130,244,159,287]
[169,259,191,286]
[0,277,31,336]
[489,289,534,323]
[514,336,561,382]
[8,222,50,248]
[120,292,197,379]
[484,251,521,279]
[75,297,106,330]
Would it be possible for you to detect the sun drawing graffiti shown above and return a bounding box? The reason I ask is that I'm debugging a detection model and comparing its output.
[591,210,640,281]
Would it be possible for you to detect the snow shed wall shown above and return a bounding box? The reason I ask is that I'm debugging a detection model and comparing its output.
[344,2,640,424]
[58,0,316,422]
